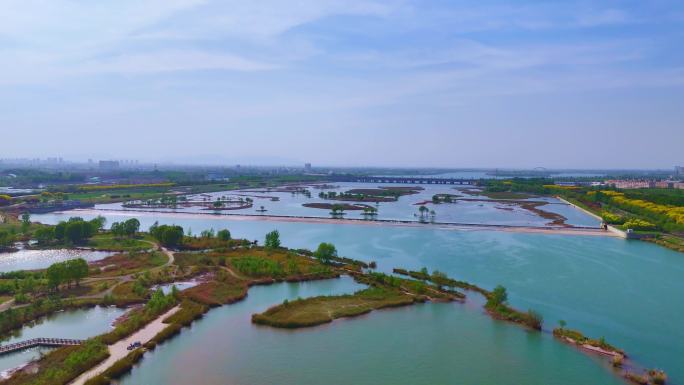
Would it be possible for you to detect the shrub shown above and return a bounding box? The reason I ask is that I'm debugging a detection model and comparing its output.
[649,369,667,385]
[264,230,281,249]
[313,242,337,262]
[217,229,231,241]
[611,355,624,367]
[622,219,657,231]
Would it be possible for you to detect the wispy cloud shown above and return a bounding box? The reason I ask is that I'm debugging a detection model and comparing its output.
[1,0,683,167]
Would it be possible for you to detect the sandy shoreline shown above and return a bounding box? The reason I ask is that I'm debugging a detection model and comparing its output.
[57,208,617,237]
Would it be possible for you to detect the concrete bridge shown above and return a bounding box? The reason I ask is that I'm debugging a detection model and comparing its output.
[331,175,479,185]
[0,338,84,355]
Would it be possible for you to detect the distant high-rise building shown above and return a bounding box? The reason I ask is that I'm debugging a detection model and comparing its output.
[304,163,312,171]
[99,160,120,170]
[676,166,683,177]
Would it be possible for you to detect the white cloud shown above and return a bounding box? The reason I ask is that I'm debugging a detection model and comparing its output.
[82,50,276,74]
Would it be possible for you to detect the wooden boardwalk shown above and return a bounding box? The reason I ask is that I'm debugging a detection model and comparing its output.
[0,338,84,355]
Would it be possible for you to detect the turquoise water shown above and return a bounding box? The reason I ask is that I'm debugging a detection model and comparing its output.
[118,278,622,385]
[97,182,600,227]
[33,211,684,383]
[0,249,113,273]
[0,306,125,376]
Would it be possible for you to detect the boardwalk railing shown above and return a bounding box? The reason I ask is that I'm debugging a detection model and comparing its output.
[0,338,84,355]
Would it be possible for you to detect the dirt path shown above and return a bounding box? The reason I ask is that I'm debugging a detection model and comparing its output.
[0,299,14,312]
[69,305,180,385]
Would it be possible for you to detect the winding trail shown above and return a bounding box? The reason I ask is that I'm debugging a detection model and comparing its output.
[68,305,181,385]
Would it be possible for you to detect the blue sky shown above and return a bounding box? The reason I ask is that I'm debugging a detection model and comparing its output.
[1,0,683,168]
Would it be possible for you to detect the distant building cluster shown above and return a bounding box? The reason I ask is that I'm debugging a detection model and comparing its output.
[676,166,684,177]
[605,179,684,190]
[98,160,120,170]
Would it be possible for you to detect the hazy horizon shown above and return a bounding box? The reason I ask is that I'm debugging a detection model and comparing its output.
[2,1,683,169]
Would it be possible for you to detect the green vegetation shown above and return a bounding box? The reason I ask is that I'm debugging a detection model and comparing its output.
[100,289,178,345]
[553,325,625,355]
[319,187,422,202]
[313,242,337,262]
[3,339,109,385]
[87,233,151,252]
[0,229,15,250]
[217,229,231,241]
[264,230,281,249]
[645,233,684,253]
[46,258,89,290]
[90,251,168,278]
[83,349,144,385]
[485,285,543,330]
[622,370,668,385]
[149,222,184,247]
[483,178,684,252]
[231,256,284,278]
[252,287,417,328]
[183,276,248,306]
[53,216,105,245]
[0,297,66,336]
[109,218,140,238]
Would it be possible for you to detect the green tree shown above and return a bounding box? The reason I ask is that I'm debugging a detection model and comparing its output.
[488,285,508,307]
[66,258,89,286]
[54,217,99,244]
[90,216,107,231]
[265,230,281,249]
[418,205,429,217]
[558,319,567,330]
[110,222,124,237]
[34,227,55,244]
[313,242,337,262]
[123,218,140,237]
[0,231,14,249]
[151,224,184,247]
[217,229,231,241]
[46,262,66,291]
[20,213,31,234]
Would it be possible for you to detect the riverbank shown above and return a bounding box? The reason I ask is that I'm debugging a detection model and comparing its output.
[59,208,616,237]
[68,306,181,385]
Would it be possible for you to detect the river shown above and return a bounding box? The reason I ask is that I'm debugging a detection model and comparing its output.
[32,209,684,384]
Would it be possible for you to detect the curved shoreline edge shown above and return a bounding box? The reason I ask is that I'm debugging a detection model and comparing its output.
[56,208,617,237]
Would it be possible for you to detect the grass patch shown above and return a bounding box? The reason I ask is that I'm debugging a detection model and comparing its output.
[252,286,417,328]
[182,276,248,306]
[89,251,167,277]
[87,234,151,252]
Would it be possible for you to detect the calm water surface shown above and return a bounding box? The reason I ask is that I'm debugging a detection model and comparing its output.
[0,249,112,273]
[0,306,125,376]
[118,278,622,385]
[34,211,684,383]
[96,182,600,227]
